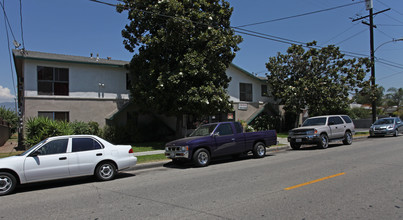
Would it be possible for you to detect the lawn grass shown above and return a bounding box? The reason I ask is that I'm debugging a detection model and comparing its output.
[136,154,168,164]
[277,133,288,138]
[0,152,22,159]
[132,141,166,152]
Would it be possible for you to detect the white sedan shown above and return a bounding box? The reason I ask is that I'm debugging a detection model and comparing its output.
[0,135,137,196]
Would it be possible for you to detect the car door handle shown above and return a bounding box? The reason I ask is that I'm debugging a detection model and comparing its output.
[96,153,103,156]
[231,138,235,141]
[59,157,67,160]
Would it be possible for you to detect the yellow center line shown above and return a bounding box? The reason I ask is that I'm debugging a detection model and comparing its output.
[284,172,345,191]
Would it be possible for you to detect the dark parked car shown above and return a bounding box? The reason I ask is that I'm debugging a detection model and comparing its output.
[369,117,403,137]
[165,122,277,167]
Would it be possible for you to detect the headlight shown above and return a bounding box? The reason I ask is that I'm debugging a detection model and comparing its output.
[306,129,317,135]
[387,126,394,130]
[180,146,189,151]
[165,147,169,151]
[288,131,294,136]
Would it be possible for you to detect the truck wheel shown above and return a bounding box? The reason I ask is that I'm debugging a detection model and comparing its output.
[290,142,301,150]
[193,148,210,167]
[253,142,266,158]
[317,134,329,149]
[343,131,353,145]
[0,172,17,196]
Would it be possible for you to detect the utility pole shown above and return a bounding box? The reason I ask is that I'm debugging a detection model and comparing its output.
[352,0,390,123]
[369,6,376,123]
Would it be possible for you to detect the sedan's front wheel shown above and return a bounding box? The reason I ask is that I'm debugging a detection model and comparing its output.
[95,162,117,181]
[0,172,17,196]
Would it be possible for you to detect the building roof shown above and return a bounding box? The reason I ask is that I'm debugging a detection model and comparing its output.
[12,49,129,67]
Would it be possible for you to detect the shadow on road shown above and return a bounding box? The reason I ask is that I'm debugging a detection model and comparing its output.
[15,172,136,195]
[163,154,276,169]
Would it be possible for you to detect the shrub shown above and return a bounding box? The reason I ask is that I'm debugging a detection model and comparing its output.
[24,117,100,148]
[0,106,18,134]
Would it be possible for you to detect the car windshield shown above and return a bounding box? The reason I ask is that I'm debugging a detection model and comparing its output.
[374,118,394,125]
[18,139,46,156]
[189,124,218,137]
[302,117,327,126]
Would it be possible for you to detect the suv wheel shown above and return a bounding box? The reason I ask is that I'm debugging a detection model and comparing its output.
[290,142,301,150]
[318,134,329,149]
[343,131,353,145]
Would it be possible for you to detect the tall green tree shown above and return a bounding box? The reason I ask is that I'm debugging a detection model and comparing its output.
[353,86,384,106]
[385,87,403,117]
[266,42,371,120]
[118,0,242,137]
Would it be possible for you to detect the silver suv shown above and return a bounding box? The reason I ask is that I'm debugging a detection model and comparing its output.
[288,115,355,150]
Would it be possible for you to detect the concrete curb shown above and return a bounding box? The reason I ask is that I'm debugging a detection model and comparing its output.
[130,145,291,171]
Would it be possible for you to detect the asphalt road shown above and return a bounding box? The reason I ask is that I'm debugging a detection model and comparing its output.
[1,136,403,219]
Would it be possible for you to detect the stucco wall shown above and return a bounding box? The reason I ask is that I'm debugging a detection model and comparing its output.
[24,97,123,127]
[0,124,10,146]
[226,65,270,103]
[23,59,129,99]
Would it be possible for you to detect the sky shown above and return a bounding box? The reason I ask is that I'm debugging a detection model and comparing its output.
[0,0,402,103]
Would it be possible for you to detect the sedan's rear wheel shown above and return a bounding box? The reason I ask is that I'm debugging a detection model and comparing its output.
[0,172,17,196]
[95,162,117,181]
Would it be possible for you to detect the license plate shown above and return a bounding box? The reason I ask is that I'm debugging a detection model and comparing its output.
[296,139,302,143]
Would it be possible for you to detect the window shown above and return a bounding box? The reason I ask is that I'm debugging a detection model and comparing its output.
[328,116,344,125]
[126,73,131,90]
[37,66,69,96]
[36,139,68,155]
[234,122,243,134]
[215,123,234,136]
[72,138,103,152]
[38,111,69,122]
[261,84,268,97]
[240,83,252,102]
[341,115,352,123]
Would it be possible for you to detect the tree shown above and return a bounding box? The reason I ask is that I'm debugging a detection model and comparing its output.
[0,106,18,134]
[117,0,242,137]
[384,87,403,117]
[266,42,371,120]
[353,86,384,106]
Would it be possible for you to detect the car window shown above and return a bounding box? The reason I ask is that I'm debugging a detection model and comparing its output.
[328,117,343,125]
[215,123,234,136]
[36,139,68,155]
[72,138,103,152]
[341,115,352,123]
[374,119,394,125]
[302,117,327,126]
[234,122,243,133]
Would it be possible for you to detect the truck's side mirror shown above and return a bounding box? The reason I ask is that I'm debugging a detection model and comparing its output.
[213,132,220,137]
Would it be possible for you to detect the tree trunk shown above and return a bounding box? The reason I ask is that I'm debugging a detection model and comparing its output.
[175,114,184,139]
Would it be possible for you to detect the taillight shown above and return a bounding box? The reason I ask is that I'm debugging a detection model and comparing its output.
[129,148,133,154]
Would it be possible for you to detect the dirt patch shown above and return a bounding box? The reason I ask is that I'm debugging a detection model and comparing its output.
[0,139,18,153]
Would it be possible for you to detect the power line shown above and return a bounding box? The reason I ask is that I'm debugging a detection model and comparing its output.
[321,22,361,45]
[0,1,18,42]
[375,0,403,16]
[2,0,17,97]
[334,28,367,46]
[234,1,364,28]
[90,0,403,68]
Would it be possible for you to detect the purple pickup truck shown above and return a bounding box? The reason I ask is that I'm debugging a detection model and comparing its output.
[165,121,277,167]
